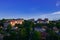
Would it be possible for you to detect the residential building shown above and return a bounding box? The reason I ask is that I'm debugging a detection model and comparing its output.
[28,19,35,22]
[4,19,24,27]
[10,19,24,26]
[37,18,49,24]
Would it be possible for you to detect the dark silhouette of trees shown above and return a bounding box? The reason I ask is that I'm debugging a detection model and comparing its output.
[2,19,60,40]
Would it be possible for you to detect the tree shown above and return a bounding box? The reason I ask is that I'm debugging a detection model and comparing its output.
[1,18,6,23]
[56,22,60,28]
[17,28,27,40]
[47,23,55,28]
[6,24,12,32]
[0,27,4,34]
[0,18,6,27]
[31,31,41,40]
[23,20,33,40]
[47,29,58,40]
[15,24,23,28]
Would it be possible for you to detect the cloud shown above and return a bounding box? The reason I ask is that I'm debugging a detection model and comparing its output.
[52,11,60,14]
[56,1,60,7]
[38,11,60,20]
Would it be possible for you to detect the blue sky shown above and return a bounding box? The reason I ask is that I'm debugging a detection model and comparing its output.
[0,0,60,20]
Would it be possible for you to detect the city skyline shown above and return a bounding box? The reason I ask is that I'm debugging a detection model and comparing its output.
[0,0,60,20]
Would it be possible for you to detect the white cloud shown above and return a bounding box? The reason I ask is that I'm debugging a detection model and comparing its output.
[38,11,60,20]
[52,11,60,14]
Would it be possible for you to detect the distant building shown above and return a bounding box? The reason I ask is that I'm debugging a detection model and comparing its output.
[37,18,49,24]
[10,19,24,26]
[4,22,9,28]
[4,19,24,27]
[28,19,35,22]
[53,27,59,33]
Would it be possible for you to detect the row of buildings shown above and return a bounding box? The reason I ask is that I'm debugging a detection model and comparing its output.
[4,19,24,27]
[4,18,49,27]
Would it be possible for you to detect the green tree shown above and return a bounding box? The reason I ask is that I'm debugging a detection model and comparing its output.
[0,27,4,34]
[47,23,55,28]
[56,22,60,28]
[23,20,32,40]
[31,31,41,40]
[0,18,6,27]
[47,30,58,40]
[1,18,6,23]
[6,24,12,32]
[15,24,23,28]
[18,28,27,40]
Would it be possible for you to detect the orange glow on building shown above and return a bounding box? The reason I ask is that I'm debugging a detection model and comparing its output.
[9,19,24,26]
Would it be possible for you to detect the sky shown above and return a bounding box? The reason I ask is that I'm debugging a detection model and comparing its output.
[0,0,60,20]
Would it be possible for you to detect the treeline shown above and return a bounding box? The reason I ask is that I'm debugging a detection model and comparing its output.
[0,19,60,40]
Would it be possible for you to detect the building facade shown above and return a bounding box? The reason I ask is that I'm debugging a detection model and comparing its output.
[37,18,49,24]
[4,19,24,27]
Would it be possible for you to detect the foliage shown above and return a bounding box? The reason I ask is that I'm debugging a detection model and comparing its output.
[6,24,12,32]
[56,22,60,28]
[47,23,55,28]
[31,31,41,40]
[2,20,60,40]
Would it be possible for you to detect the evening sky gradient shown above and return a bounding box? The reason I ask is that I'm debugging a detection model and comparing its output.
[0,0,60,20]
